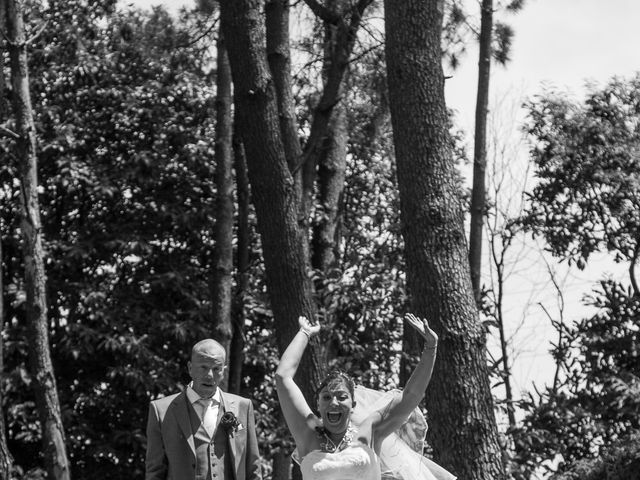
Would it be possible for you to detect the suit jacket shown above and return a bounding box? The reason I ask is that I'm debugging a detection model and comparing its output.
[145,389,262,480]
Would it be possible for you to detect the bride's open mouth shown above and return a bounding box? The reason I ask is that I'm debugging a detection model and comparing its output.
[326,411,343,424]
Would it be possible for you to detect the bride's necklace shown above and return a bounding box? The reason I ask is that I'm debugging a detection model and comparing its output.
[318,422,356,453]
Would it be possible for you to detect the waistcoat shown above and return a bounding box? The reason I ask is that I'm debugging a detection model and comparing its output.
[187,400,234,480]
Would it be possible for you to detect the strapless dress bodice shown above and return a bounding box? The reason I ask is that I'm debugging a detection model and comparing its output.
[300,444,381,480]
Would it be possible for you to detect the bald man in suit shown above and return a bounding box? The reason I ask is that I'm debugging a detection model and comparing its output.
[145,339,262,480]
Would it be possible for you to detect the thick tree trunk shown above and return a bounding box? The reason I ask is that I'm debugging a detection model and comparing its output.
[228,124,249,395]
[468,0,493,304]
[265,0,303,192]
[5,1,70,479]
[272,449,292,480]
[219,0,324,401]
[384,1,505,479]
[265,0,311,279]
[211,34,235,389]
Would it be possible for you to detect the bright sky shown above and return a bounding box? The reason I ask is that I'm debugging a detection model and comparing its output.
[126,0,639,406]
[446,0,639,407]
[447,0,640,132]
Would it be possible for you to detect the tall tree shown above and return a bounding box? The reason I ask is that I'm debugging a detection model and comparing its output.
[310,0,349,272]
[311,103,347,271]
[266,0,369,273]
[468,0,493,303]
[218,0,324,402]
[467,0,525,303]
[197,0,237,391]
[299,0,372,225]
[384,0,506,478]
[228,120,250,395]
[265,0,303,189]
[4,0,70,478]
[210,31,235,386]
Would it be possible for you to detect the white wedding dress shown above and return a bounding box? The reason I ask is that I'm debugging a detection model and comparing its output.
[297,386,456,480]
[353,386,457,480]
[300,444,382,480]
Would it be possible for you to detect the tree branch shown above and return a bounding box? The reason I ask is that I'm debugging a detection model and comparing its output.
[177,14,219,49]
[0,20,48,48]
[630,240,640,297]
[0,125,19,139]
[302,0,341,24]
[25,20,48,47]
[347,40,383,65]
[0,27,9,46]
[354,0,374,17]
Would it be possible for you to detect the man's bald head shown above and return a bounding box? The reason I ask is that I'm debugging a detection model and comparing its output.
[191,339,226,363]
[188,339,226,397]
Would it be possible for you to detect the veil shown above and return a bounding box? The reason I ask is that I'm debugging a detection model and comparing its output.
[353,385,457,480]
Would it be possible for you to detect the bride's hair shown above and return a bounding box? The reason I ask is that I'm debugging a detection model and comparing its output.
[314,370,356,403]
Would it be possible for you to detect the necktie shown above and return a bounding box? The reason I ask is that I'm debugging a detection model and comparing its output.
[197,397,217,438]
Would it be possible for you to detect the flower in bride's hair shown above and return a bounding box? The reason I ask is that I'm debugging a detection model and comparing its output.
[220,411,241,434]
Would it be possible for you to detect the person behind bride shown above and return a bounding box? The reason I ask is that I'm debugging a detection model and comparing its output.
[275,314,455,480]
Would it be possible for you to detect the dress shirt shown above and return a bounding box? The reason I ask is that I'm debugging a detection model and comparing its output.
[187,384,221,438]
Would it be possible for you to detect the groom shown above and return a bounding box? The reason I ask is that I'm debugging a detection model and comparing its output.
[145,339,262,480]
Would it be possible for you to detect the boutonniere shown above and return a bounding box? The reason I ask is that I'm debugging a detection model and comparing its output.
[220,411,243,434]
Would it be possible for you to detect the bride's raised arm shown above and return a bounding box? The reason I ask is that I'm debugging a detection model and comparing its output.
[275,316,321,449]
[373,313,438,441]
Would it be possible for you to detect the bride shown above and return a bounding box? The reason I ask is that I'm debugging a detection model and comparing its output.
[275,314,456,480]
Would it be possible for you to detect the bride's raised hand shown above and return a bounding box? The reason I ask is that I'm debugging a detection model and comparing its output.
[405,313,438,349]
[298,315,321,338]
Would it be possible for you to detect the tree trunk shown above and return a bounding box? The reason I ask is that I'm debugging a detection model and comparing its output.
[272,449,292,480]
[5,1,71,479]
[265,0,311,278]
[468,0,493,304]
[219,0,324,401]
[300,0,371,225]
[384,1,505,479]
[228,123,249,395]
[311,0,348,272]
[265,0,303,192]
[211,33,235,390]
[311,98,346,272]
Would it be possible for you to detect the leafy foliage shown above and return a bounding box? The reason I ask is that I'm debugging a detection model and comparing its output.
[2,3,218,478]
[521,75,640,271]
[0,2,431,479]
[442,0,525,69]
[1,1,495,479]
[550,432,640,480]
[506,73,640,479]
[509,281,640,478]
